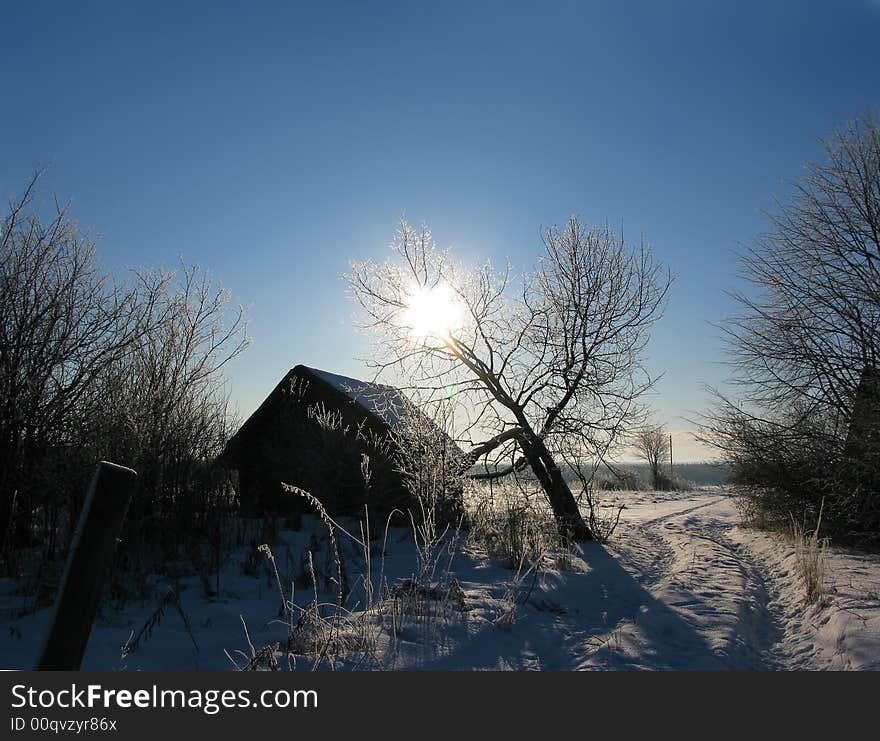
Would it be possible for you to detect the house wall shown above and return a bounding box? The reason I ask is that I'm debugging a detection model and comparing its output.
[224,368,413,524]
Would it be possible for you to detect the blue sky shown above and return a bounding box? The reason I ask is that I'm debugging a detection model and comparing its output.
[2,1,878,460]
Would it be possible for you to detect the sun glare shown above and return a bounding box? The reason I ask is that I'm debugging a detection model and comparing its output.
[403,283,462,340]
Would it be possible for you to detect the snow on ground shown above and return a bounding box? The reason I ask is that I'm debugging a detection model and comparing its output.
[729,523,880,670]
[1,490,878,670]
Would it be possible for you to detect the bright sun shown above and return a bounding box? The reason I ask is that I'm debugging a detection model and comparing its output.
[403,283,462,340]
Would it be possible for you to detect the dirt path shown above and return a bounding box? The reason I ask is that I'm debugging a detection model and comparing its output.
[435,492,806,670]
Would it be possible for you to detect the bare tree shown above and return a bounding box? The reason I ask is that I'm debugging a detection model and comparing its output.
[347,216,671,541]
[634,425,670,489]
[700,113,880,541]
[0,172,151,552]
[0,171,250,574]
[91,263,250,568]
[723,114,880,421]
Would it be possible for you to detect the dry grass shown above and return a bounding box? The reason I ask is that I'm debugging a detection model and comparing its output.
[791,501,830,606]
[227,484,467,671]
[464,481,559,567]
[227,476,593,670]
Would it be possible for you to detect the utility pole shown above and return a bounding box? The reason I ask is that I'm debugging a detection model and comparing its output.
[669,434,673,475]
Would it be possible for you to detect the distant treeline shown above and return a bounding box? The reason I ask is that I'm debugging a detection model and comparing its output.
[470,462,731,488]
[593,462,731,488]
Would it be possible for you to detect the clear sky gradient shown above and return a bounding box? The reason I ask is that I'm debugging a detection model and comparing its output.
[3,1,879,460]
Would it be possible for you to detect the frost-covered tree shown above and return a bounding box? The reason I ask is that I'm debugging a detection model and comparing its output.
[0,172,147,551]
[700,113,880,541]
[0,171,249,564]
[347,216,671,541]
[634,425,671,490]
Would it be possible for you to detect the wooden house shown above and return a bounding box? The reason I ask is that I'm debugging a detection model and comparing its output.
[221,365,460,526]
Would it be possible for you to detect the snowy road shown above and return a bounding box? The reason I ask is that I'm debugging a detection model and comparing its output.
[597,493,787,669]
[440,491,880,670]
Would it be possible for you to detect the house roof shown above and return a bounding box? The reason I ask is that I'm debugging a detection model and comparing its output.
[304,366,410,429]
[223,364,461,460]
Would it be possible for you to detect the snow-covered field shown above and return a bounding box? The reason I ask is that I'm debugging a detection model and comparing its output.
[2,489,878,670]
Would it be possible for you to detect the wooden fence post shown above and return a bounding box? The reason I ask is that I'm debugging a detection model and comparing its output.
[35,461,137,670]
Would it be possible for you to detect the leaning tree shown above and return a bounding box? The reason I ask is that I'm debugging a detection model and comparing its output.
[347,216,671,541]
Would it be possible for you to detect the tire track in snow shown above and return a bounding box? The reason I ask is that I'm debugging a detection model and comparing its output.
[639,494,730,526]
[604,495,728,590]
[645,497,788,669]
[573,495,746,670]
[676,521,786,668]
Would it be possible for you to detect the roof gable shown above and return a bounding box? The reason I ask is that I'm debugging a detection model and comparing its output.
[303,366,409,429]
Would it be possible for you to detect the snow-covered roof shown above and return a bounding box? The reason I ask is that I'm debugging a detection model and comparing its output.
[224,364,462,460]
[303,366,411,429]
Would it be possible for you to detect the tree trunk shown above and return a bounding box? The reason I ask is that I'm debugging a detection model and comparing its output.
[520,436,593,543]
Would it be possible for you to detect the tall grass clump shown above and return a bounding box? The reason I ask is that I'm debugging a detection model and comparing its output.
[791,500,830,606]
[465,479,581,567]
